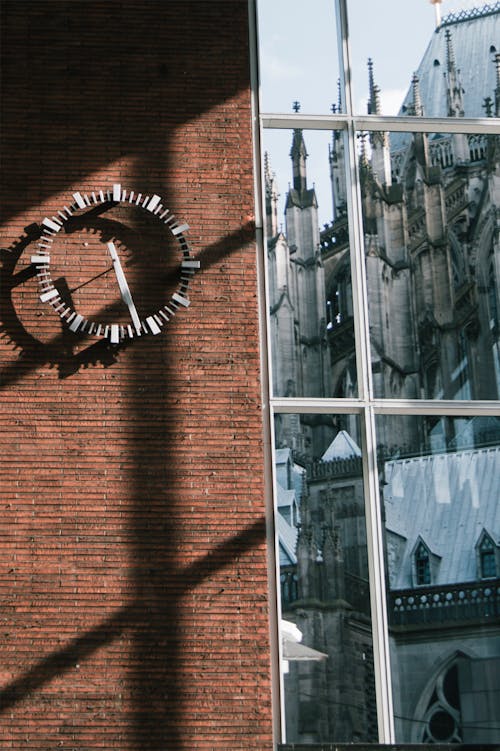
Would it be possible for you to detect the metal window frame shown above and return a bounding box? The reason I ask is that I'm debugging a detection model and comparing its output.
[261,113,500,134]
[249,0,500,745]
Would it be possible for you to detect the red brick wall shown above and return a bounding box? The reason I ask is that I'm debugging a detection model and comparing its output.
[0,1,272,748]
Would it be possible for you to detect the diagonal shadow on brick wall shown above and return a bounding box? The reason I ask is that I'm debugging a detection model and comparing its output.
[0,2,269,749]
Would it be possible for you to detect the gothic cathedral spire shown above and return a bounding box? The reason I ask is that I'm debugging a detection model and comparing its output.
[290,127,308,195]
[445,29,465,117]
[264,151,279,238]
[367,59,392,186]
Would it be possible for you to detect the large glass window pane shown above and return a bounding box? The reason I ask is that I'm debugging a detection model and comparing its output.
[360,128,500,400]
[275,413,377,743]
[264,128,357,398]
[348,1,500,117]
[376,413,500,743]
[258,3,500,745]
[257,0,340,115]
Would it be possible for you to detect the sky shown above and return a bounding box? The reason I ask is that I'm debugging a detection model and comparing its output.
[257,0,490,225]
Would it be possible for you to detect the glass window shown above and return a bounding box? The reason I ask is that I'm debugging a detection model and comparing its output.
[348,1,500,117]
[414,542,431,586]
[421,661,463,743]
[257,0,340,115]
[264,128,357,399]
[275,413,377,744]
[478,534,497,578]
[256,0,500,745]
[360,129,500,401]
[377,413,500,744]
[266,127,500,402]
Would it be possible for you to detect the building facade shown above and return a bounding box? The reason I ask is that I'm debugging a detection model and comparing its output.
[0,2,273,749]
[1,0,499,748]
[265,3,500,746]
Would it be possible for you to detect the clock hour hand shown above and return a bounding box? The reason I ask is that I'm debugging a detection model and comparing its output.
[107,242,142,333]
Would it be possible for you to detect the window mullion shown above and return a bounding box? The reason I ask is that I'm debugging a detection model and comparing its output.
[343,110,397,747]
[337,0,395,741]
[361,406,396,742]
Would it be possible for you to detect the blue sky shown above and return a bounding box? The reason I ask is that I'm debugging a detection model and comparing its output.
[257,0,487,225]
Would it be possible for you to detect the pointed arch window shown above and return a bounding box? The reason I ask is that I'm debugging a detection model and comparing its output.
[478,534,497,579]
[415,542,431,586]
[420,660,464,743]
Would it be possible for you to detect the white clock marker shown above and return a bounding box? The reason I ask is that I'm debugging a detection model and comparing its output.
[40,288,59,302]
[73,192,86,209]
[146,194,161,212]
[146,316,161,335]
[69,314,84,333]
[42,217,61,233]
[110,324,120,344]
[172,292,190,307]
[172,223,189,236]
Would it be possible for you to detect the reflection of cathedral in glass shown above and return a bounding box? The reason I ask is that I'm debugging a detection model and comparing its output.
[269,6,500,745]
[268,15,500,414]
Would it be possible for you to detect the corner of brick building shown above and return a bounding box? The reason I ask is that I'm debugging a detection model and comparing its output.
[0,1,273,748]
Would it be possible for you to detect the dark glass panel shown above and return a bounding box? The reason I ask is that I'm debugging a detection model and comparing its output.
[376,413,500,744]
[360,129,500,401]
[275,413,377,743]
[264,129,357,399]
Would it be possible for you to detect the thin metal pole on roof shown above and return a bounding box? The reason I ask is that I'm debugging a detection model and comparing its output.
[430,0,443,28]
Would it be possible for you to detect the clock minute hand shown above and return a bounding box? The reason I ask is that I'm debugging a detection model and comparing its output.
[107,242,142,333]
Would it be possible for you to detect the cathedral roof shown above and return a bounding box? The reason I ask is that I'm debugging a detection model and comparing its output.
[277,511,298,566]
[399,4,499,118]
[276,481,295,510]
[285,187,318,210]
[384,444,500,588]
[275,447,292,463]
[275,447,305,498]
[321,430,362,461]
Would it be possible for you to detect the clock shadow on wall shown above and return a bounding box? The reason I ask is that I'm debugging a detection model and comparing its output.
[0,220,124,380]
[0,2,264,749]
[0,196,196,380]
[0,202,251,381]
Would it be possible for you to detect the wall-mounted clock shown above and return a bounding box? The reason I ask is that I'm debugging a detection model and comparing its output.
[31,184,199,344]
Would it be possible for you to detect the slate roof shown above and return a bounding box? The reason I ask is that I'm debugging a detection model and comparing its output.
[399,3,500,118]
[285,187,318,210]
[276,481,296,510]
[322,430,362,461]
[384,445,500,588]
[277,511,298,566]
[275,447,305,499]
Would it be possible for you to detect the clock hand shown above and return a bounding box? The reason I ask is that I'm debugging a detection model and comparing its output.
[107,242,142,333]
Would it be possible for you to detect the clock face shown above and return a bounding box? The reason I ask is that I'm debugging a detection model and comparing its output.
[31,184,199,344]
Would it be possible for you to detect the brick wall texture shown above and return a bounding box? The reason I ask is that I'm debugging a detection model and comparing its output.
[0,1,272,748]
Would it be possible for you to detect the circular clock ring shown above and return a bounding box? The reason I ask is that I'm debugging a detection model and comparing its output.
[31,184,200,344]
